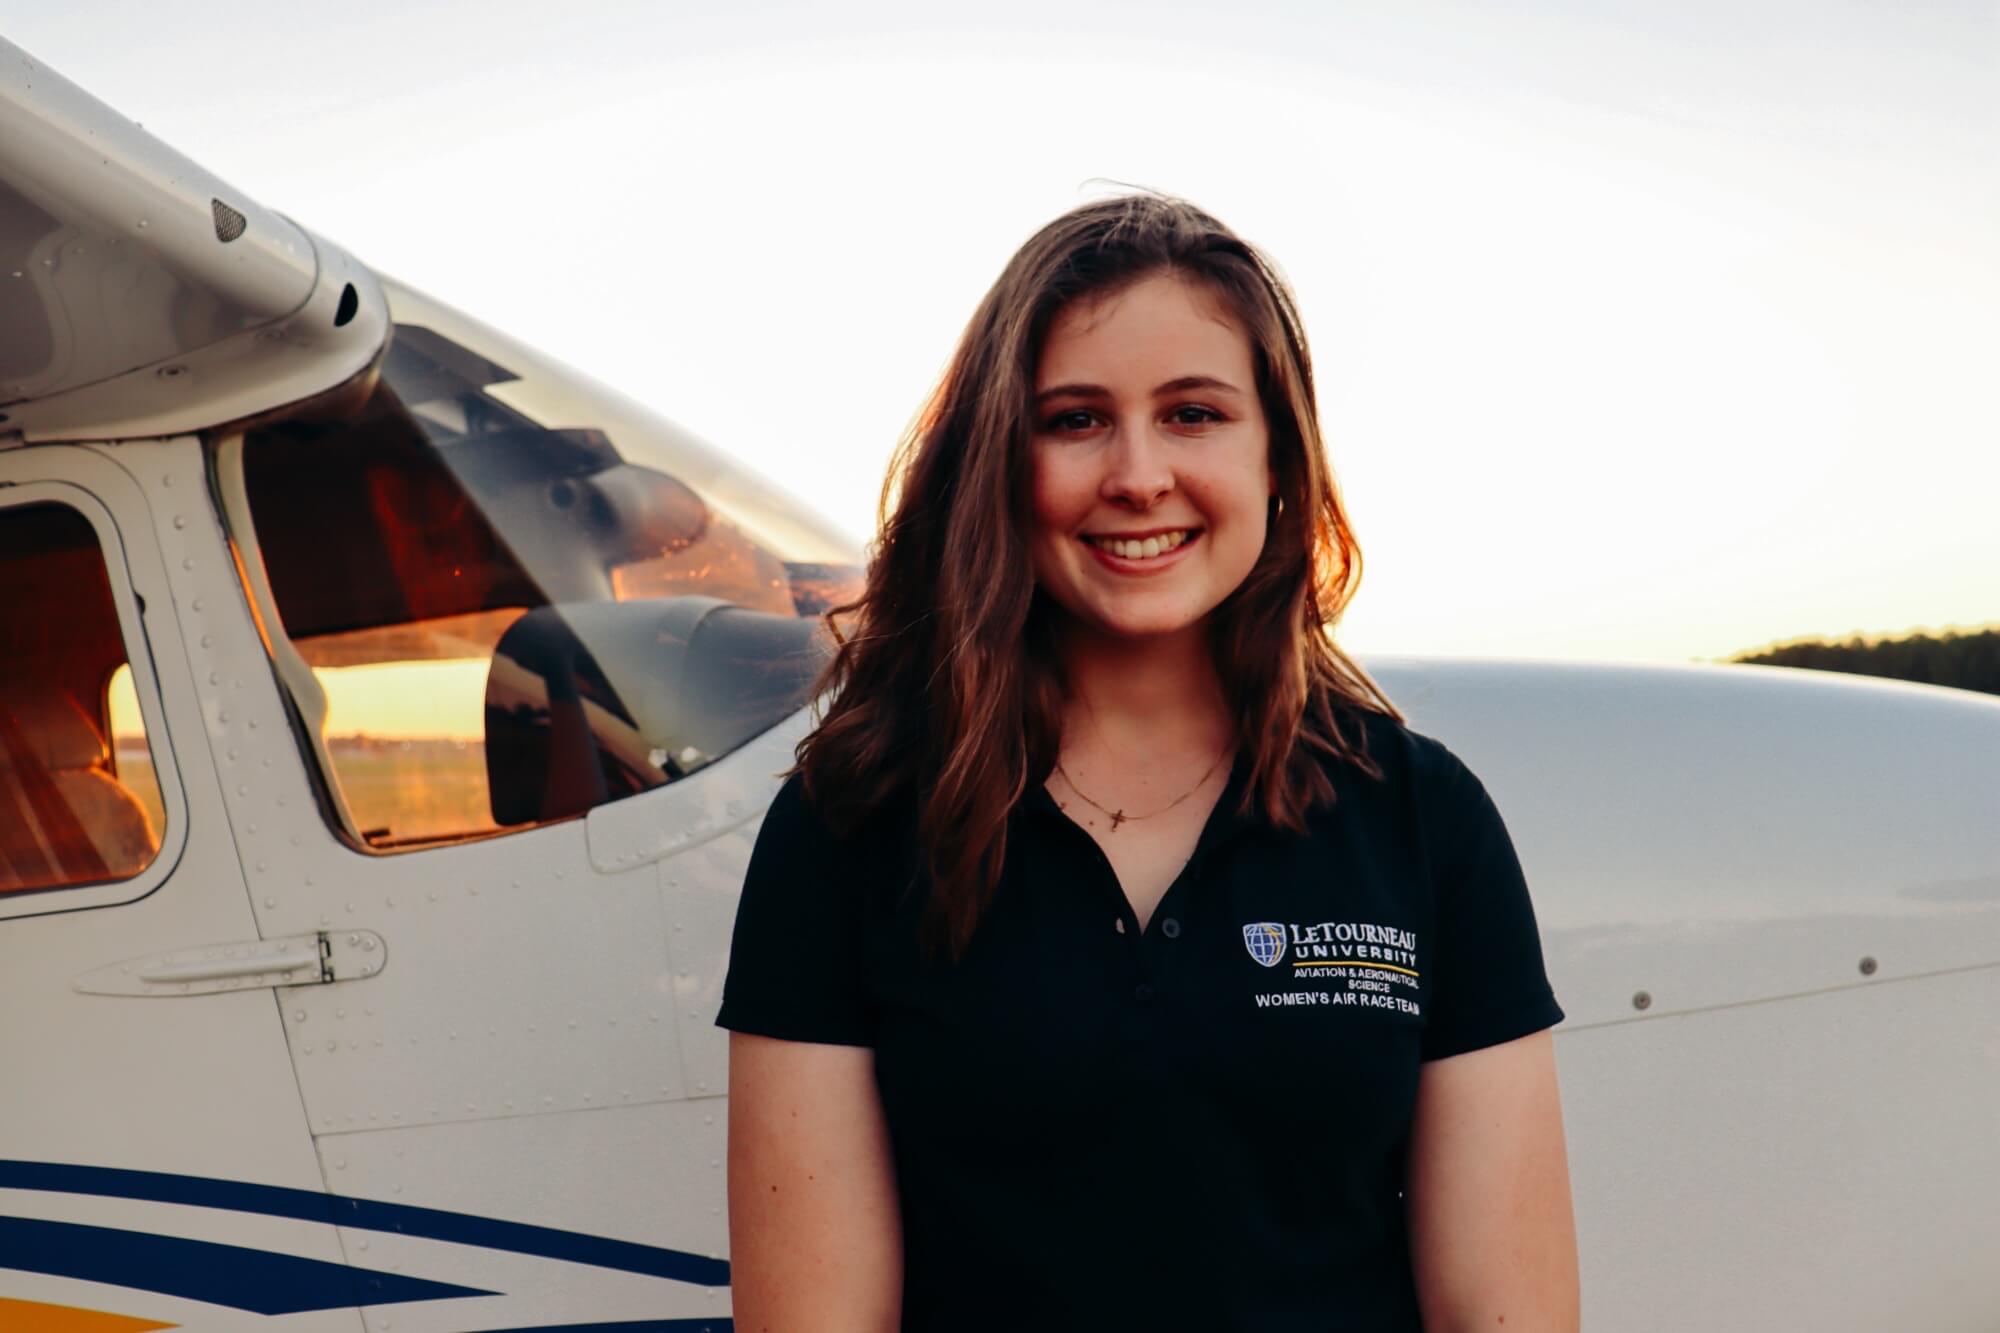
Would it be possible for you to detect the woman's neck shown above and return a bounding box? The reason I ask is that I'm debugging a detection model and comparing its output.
[1053,620,1234,761]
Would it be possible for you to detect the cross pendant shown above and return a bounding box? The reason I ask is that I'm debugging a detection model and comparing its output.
[1108,810,1126,831]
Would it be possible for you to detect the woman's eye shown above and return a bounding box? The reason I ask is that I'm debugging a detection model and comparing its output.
[1040,406,1220,433]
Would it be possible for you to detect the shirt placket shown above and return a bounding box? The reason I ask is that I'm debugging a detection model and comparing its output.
[1062,826,1221,1016]
[1026,759,1258,1021]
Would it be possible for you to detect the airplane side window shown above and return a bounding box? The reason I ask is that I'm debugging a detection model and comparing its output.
[0,503,167,894]
[224,291,862,853]
[108,664,167,840]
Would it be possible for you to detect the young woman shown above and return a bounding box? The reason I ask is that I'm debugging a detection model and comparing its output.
[717,193,1578,1331]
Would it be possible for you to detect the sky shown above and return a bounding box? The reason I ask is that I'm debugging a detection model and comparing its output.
[14,0,1998,669]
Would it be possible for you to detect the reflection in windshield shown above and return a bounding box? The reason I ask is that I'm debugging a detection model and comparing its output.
[227,281,863,850]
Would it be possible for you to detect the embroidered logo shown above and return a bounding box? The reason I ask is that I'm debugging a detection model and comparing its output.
[1242,922,1287,968]
[1244,918,1426,1015]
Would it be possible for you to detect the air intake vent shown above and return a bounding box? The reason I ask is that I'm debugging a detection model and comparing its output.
[211,198,247,243]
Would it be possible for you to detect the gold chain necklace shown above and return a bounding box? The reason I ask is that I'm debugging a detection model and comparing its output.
[1053,748,1231,832]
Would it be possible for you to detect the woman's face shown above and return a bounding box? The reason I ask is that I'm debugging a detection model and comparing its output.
[1029,271,1274,646]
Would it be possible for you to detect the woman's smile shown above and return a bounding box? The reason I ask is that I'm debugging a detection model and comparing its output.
[1079,526,1204,572]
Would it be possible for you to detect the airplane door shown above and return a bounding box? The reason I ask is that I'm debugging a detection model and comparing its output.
[190,416,736,1329]
[0,440,383,1331]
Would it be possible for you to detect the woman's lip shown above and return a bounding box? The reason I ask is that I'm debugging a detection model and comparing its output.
[1083,525,1197,541]
[1080,529,1201,574]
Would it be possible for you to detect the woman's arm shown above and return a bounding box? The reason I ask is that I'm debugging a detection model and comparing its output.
[1405,1028,1579,1332]
[727,1031,903,1333]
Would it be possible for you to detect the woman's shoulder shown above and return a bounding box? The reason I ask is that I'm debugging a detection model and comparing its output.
[1323,703,1428,774]
[758,769,834,848]
[1325,704,1487,809]
[763,767,916,842]
[757,767,923,902]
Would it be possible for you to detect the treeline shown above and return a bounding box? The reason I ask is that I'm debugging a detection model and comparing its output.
[1729,623,2000,697]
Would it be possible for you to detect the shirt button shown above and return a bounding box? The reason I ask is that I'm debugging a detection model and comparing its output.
[1134,983,1155,1004]
[1160,917,1181,939]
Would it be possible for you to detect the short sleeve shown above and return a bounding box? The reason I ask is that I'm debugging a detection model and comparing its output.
[714,771,875,1046]
[1418,747,1565,1061]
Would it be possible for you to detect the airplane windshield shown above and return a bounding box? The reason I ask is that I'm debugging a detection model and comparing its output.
[220,281,864,851]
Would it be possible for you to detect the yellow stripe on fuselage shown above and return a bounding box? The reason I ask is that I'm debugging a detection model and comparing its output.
[0,1296,177,1332]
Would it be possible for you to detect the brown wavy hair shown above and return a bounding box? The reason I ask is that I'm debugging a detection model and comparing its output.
[796,191,1402,961]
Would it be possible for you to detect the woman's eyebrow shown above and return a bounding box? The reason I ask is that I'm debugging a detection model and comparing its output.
[1035,375,1244,403]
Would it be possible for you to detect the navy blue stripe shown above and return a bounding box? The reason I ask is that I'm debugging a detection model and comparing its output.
[0,1160,731,1287]
[0,1216,489,1315]
[467,1323,732,1332]
[0,1159,345,1228]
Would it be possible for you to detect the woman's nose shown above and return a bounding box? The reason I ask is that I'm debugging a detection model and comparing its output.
[1100,425,1173,507]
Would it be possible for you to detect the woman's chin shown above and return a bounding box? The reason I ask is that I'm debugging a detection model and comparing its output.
[1065,607,1212,646]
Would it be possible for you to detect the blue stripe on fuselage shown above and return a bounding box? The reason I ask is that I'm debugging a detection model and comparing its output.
[0,1159,730,1287]
[0,1215,489,1314]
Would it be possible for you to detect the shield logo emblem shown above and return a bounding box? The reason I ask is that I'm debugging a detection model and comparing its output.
[1242,922,1287,968]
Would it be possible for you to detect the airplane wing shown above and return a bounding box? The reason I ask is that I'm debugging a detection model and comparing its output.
[0,34,383,443]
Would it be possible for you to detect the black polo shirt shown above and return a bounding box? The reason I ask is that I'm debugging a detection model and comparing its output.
[716,707,1564,1332]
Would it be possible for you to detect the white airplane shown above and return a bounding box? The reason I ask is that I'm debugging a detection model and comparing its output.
[3,33,1998,1333]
